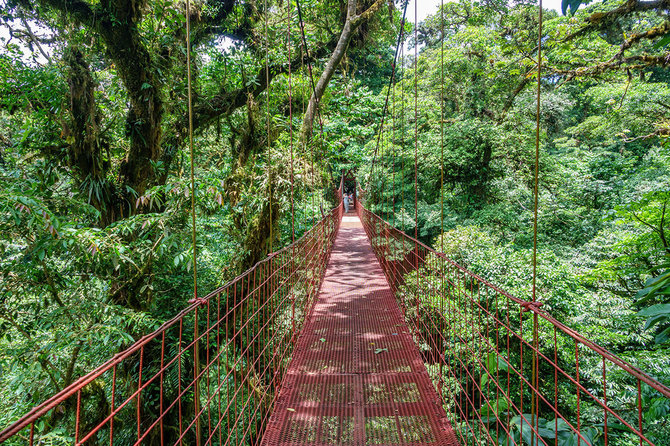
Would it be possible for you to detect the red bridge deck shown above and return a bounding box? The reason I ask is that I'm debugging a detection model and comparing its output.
[261,215,458,445]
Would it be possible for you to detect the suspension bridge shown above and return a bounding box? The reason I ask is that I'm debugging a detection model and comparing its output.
[1,191,670,445]
[2,0,670,444]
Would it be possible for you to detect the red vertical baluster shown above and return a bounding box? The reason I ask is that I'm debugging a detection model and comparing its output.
[576,341,581,446]
[137,345,144,442]
[291,243,296,345]
[228,284,233,443]
[217,292,223,446]
[194,304,201,446]
[494,290,501,445]
[160,332,165,446]
[519,305,525,439]
[178,318,184,446]
[506,294,512,444]
[637,379,643,446]
[110,364,117,445]
[603,358,608,446]
[75,389,81,445]
[554,328,558,446]
[206,299,212,441]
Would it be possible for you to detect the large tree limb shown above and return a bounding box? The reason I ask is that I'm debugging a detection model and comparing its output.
[553,52,670,80]
[158,34,340,184]
[618,21,670,57]
[27,0,162,199]
[563,0,670,41]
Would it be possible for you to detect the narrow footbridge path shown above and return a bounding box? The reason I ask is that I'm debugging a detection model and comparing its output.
[2,204,670,446]
[261,214,458,445]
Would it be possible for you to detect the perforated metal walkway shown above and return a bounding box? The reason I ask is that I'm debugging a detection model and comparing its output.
[261,215,458,445]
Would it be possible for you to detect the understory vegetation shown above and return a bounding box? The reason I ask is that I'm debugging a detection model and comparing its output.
[0,0,669,444]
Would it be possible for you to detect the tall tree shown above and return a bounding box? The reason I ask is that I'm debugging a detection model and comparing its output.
[300,0,387,142]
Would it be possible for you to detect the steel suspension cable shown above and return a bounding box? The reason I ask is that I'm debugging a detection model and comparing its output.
[295,0,325,223]
[380,113,385,218]
[439,0,446,394]
[287,0,295,243]
[532,1,543,304]
[369,2,409,178]
[300,43,308,229]
[400,43,406,231]
[440,0,445,256]
[367,1,408,219]
[392,55,396,223]
[265,0,273,252]
[413,0,418,244]
[531,1,544,444]
[295,0,325,135]
[184,1,201,444]
[413,0,419,344]
[185,0,197,310]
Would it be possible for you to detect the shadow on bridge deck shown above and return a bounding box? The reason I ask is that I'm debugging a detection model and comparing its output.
[261,214,458,445]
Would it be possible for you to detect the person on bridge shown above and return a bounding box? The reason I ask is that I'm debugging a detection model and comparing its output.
[344,192,350,213]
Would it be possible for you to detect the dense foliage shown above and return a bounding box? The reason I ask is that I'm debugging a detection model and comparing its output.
[0,0,669,443]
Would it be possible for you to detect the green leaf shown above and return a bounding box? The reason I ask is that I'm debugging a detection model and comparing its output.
[486,352,510,372]
[479,397,508,417]
[653,33,670,49]
[374,348,388,354]
[655,326,670,344]
[561,0,583,15]
[637,304,670,318]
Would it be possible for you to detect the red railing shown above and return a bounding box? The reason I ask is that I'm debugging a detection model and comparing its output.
[0,203,343,446]
[358,205,670,446]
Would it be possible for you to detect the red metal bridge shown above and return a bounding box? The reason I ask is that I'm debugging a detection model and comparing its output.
[1,194,670,445]
[2,0,669,443]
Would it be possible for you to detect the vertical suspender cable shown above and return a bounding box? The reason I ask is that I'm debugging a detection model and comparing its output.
[413,0,418,243]
[392,62,396,222]
[400,43,405,231]
[300,43,308,229]
[439,0,446,391]
[295,0,327,225]
[370,4,408,176]
[365,6,409,236]
[368,2,408,225]
[440,1,445,255]
[414,0,419,332]
[379,114,388,221]
[532,0,543,304]
[265,0,273,252]
[288,0,295,243]
[532,1,544,445]
[185,0,197,313]
[288,0,296,340]
[392,62,396,223]
[184,1,200,444]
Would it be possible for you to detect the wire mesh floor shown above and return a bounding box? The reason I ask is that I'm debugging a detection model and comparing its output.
[261,214,458,446]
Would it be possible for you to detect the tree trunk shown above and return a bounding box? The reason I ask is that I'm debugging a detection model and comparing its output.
[65,47,118,225]
[300,0,386,143]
